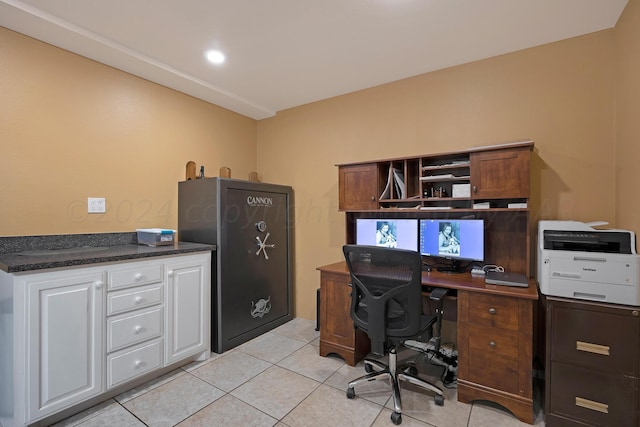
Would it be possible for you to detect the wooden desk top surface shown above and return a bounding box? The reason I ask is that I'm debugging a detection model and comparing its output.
[317,261,539,300]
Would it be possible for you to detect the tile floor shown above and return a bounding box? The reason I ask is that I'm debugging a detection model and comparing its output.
[53,318,545,427]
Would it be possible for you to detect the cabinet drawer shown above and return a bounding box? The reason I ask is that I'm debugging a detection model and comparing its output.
[107,284,163,315]
[467,293,519,330]
[107,307,163,352]
[468,324,519,359]
[548,361,639,427]
[108,263,163,290]
[107,339,163,389]
[551,304,640,375]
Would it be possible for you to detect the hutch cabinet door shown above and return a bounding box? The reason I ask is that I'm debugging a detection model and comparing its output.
[470,147,530,199]
[338,164,379,210]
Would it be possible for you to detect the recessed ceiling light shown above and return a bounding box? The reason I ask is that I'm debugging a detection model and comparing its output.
[205,50,225,64]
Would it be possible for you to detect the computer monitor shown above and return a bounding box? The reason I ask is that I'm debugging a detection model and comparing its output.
[419,219,484,273]
[355,218,418,251]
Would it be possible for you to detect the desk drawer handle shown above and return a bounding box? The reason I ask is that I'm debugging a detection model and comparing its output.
[489,341,496,348]
[575,397,608,414]
[576,341,610,356]
[488,308,497,315]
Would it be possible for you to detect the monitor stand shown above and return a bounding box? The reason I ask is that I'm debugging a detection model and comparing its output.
[436,259,466,274]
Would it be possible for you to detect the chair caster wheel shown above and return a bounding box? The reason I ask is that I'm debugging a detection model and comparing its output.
[346,387,355,399]
[434,394,444,406]
[364,363,373,373]
[391,411,402,425]
[406,365,418,376]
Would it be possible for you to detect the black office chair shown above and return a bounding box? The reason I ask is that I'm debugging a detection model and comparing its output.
[343,244,445,425]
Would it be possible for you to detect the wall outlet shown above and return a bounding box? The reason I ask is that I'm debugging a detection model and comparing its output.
[88,197,106,214]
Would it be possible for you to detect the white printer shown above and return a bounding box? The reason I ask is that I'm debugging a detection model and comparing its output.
[538,220,640,306]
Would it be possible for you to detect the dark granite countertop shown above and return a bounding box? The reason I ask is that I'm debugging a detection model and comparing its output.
[0,232,215,273]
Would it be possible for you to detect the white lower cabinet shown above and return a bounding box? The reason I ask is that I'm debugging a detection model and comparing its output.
[25,271,105,422]
[166,257,209,365]
[0,251,211,427]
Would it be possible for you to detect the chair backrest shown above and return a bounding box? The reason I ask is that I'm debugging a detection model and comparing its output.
[343,244,423,356]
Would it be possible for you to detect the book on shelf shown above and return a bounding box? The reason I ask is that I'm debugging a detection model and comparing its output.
[379,167,393,200]
[421,161,470,170]
[420,174,470,181]
[380,167,406,200]
[420,173,455,181]
[508,202,528,208]
[392,168,406,199]
[420,206,453,210]
[473,202,491,209]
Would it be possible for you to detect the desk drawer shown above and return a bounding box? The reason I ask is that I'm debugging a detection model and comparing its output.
[548,361,639,427]
[107,284,163,315]
[550,301,639,376]
[107,339,163,389]
[108,263,163,290]
[466,324,519,394]
[467,293,519,331]
[107,307,163,352]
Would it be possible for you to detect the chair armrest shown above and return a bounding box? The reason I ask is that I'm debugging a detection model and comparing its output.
[429,287,449,301]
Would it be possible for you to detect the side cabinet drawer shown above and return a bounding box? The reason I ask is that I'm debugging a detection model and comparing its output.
[467,293,519,330]
[107,307,163,352]
[466,324,519,394]
[549,361,639,427]
[551,304,640,375]
[107,339,163,389]
[108,263,163,290]
[107,284,163,315]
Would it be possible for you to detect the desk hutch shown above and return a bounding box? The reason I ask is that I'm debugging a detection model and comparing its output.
[318,140,539,424]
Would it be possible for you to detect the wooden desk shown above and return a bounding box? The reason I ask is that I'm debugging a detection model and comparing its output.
[317,261,539,424]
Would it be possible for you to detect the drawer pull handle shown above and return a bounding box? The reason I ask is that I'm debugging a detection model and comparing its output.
[488,308,497,315]
[134,360,146,369]
[95,281,104,290]
[575,397,608,414]
[489,341,496,348]
[134,325,145,334]
[134,296,144,305]
[576,341,610,356]
[134,273,143,282]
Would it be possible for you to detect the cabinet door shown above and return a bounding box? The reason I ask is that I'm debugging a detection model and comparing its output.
[26,271,105,422]
[339,164,378,210]
[165,254,211,365]
[470,147,530,199]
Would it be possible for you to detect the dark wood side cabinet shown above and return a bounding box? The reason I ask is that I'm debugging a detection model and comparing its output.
[545,297,640,426]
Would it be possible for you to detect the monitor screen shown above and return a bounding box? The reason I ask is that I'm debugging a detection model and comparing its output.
[355,219,418,251]
[419,219,484,262]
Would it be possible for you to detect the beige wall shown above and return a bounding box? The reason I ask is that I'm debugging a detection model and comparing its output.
[3,2,639,322]
[0,28,257,236]
[615,0,640,233]
[258,30,618,320]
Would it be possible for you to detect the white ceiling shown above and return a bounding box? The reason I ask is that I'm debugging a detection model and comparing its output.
[0,0,629,120]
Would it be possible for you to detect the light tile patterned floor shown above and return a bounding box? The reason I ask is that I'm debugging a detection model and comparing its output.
[53,318,545,427]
